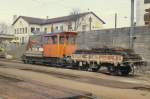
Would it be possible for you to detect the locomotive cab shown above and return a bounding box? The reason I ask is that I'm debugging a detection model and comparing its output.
[23,32,77,64]
[43,32,77,58]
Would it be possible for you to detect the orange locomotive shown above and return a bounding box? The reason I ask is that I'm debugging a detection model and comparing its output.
[23,32,77,65]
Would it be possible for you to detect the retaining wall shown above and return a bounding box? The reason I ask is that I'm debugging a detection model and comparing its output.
[77,26,150,65]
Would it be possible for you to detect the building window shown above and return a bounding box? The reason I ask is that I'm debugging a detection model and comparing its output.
[82,25,86,31]
[144,13,150,25]
[36,28,40,32]
[31,27,35,32]
[51,25,54,32]
[44,28,47,32]
[144,13,149,21]
[22,37,25,44]
[55,26,59,30]
[60,26,63,31]
[145,0,150,3]
[68,25,72,31]
[22,28,24,33]
[25,27,27,33]
[15,29,16,34]
[17,28,19,34]
[20,38,22,42]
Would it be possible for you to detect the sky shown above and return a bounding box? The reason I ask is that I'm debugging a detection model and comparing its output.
[0,0,131,28]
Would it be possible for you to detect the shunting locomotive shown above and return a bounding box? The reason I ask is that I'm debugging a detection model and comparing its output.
[22,32,145,75]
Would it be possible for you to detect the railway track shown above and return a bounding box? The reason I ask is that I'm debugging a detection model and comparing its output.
[0,58,135,76]
[0,60,150,99]
[0,60,150,91]
[0,70,95,99]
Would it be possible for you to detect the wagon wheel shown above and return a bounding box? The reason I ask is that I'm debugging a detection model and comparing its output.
[120,66,132,76]
[91,68,99,72]
[91,65,101,72]
[88,63,101,72]
[79,65,89,71]
[107,65,118,75]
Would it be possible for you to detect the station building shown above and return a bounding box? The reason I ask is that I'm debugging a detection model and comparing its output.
[12,12,105,44]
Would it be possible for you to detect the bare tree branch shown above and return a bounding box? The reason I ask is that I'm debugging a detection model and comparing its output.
[70,9,81,31]
[0,23,8,34]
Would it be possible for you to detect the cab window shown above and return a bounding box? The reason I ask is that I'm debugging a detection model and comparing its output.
[60,36,65,44]
[66,35,76,44]
[52,36,57,44]
[44,36,51,44]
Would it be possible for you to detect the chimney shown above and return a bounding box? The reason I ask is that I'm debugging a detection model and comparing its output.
[46,16,49,19]
[13,15,18,22]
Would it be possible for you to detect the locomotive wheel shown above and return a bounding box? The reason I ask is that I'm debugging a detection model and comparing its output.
[119,66,132,76]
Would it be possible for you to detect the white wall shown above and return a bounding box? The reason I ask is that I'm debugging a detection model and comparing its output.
[13,17,30,43]
[13,18,43,43]
[77,13,104,31]
[48,13,104,32]
[136,0,150,26]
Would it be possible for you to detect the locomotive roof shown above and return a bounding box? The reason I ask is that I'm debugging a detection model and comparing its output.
[44,32,77,36]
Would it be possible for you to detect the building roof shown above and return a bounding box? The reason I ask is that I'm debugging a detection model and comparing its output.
[12,12,105,25]
[0,34,14,39]
[12,16,46,25]
[44,13,86,24]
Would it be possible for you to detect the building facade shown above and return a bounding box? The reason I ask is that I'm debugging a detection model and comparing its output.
[136,0,150,26]
[12,12,105,44]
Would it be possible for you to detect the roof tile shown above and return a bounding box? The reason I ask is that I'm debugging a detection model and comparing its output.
[12,12,105,25]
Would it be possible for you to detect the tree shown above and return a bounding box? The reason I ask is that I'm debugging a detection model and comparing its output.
[69,9,81,31]
[0,23,8,34]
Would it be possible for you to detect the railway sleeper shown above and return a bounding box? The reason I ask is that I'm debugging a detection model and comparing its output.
[23,56,132,76]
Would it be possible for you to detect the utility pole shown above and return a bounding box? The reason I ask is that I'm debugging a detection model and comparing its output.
[131,0,135,27]
[130,0,135,49]
[89,16,92,31]
[115,13,117,29]
[113,13,118,46]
